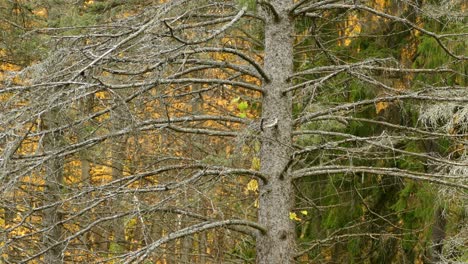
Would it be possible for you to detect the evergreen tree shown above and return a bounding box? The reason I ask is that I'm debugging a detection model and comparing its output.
[1,0,466,263]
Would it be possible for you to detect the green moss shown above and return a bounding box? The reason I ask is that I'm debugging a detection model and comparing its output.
[237,0,256,11]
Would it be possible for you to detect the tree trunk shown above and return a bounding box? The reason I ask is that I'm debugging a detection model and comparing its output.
[430,206,447,263]
[198,231,207,264]
[181,232,192,263]
[79,93,93,251]
[3,193,18,263]
[111,136,127,248]
[42,109,65,263]
[103,88,132,254]
[257,1,295,263]
[111,103,129,252]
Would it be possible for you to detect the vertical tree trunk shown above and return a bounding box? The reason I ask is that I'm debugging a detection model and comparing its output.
[430,206,447,263]
[111,100,129,252]
[42,109,65,263]
[3,193,18,262]
[80,155,92,250]
[181,232,192,263]
[111,136,127,248]
[79,93,93,251]
[3,196,15,225]
[257,1,295,263]
[180,192,192,263]
[198,231,207,264]
[79,94,93,187]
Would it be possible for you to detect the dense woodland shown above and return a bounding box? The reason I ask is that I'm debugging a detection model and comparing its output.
[0,0,467,263]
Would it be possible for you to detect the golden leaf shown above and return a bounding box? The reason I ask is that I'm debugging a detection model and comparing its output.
[251,157,260,170]
[245,179,258,193]
[375,102,389,114]
[289,212,301,221]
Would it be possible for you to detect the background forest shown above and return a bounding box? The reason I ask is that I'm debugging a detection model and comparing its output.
[0,0,467,263]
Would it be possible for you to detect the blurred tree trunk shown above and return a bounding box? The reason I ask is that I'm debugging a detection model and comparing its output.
[111,97,130,252]
[42,108,65,263]
[430,206,447,263]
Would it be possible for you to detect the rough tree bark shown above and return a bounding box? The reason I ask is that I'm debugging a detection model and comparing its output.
[430,206,447,263]
[110,96,130,252]
[42,108,65,263]
[257,1,295,263]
